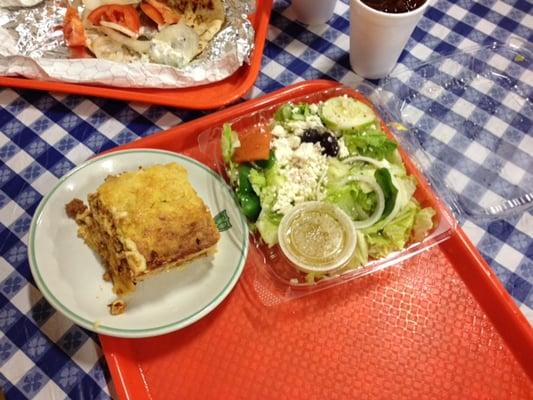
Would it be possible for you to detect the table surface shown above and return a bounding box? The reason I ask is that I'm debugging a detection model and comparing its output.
[0,0,531,398]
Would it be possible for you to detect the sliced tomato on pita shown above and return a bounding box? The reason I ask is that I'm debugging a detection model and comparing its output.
[144,0,181,24]
[88,4,141,34]
[63,6,87,47]
[140,1,165,26]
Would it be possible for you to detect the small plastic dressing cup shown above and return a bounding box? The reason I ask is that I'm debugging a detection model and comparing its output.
[278,202,356,274]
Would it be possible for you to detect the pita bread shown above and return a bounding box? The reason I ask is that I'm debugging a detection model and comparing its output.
[167,0,225,52]
[85,28,139,63]
[83,0,225,64]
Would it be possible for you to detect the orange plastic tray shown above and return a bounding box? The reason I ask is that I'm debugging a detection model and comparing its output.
[99,80,533,399]
[0,0,272,110]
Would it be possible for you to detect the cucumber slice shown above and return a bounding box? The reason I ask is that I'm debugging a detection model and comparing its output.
[321,96,376,131]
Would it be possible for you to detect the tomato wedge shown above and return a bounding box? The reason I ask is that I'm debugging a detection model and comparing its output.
[140,2,164,26]
[145,0,181,24]
[233,128,272,163]
[88,4,141,33]
[63,6,86,48]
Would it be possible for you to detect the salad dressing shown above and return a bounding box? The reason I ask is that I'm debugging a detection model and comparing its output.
[278,202,356,273]
[284,210,347,266]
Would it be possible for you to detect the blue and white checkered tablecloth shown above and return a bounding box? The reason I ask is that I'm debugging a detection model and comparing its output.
[0,0,531,398]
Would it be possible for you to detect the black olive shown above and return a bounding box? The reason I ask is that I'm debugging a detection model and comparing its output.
[319,133,339,157]
[301,129,339,157]
[301,129,323,144]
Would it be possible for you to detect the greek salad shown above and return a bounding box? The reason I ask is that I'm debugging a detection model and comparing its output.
[222,95,435,277]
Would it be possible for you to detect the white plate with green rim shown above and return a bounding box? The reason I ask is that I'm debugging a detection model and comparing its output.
[28,149,249,338]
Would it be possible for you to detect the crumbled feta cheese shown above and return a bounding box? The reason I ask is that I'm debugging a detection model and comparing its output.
[272,124,287,138]
[285,120,309,136]
[285,115,325,136]
[305,114,323,127]
[337,137,349,158]
[286,135,301,149]
[273,137,293,166]
[271,138,328,215]
[293,142,319,159]
[309,103,319,114]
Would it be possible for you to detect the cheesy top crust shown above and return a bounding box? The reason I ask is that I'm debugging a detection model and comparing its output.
[94,163,220,272]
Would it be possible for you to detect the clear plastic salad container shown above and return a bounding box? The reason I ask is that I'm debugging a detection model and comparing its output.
[197,37,531,305]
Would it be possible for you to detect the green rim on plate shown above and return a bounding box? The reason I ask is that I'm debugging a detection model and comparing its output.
[28,149,249,337]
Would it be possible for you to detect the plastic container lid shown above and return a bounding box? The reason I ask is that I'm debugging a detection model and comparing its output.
[378,37,532,220]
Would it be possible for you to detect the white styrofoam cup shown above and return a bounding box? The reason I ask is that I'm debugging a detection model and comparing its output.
[349,0,430,79]
[292,0,337,25]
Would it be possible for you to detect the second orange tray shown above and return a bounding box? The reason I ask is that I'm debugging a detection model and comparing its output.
[100,80,533,399]
[0,0,272,110]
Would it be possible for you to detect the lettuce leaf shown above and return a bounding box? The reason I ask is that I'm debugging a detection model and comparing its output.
[344,231,369,269]
[274,103,312,122]
[221,123,240,185]
[249,162,285,209]
[412,207,436,242]
[248,168,266,196]
[274,104,293,122]
[343,130,397,160]
[327,158,352,185]
[249,164,286,246]
[221,123,239,163]
[374,168,398,219]
[256,210,283,246]
[326,181,378,221]
[364,200,419,259]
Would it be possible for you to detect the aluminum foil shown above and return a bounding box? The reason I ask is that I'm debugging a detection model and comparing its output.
[0,0,255,88]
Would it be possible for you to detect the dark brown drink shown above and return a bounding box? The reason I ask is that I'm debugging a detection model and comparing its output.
[362,0,426,13]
